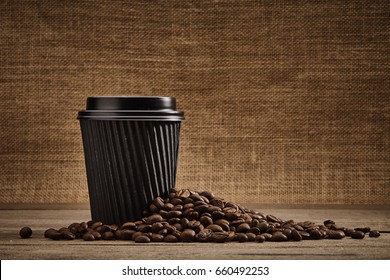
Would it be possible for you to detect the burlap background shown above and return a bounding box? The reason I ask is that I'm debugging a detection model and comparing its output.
[1,0,389,206]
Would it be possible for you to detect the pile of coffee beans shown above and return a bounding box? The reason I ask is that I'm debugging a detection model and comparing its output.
[21,189,381,242]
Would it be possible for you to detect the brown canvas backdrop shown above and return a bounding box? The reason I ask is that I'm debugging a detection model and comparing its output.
[0,0,389,206]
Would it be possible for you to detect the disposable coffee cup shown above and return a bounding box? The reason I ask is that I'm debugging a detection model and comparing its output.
[78,96,184,225]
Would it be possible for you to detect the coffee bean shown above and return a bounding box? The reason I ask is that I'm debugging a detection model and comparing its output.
[91,231,102,240]
[271,232,288,242]
[283,228,292,240]
[19,227,32,239]
[206,224,224,232]
[291,229,302,241]
[258,222,269,233]
[212,231,229,243]
[135,235,151,243]
[246,233,256,242]
[230,219,245,227]
[210,199,224,208]
[90,222,103,230]
[151,222,164,233]
[351,231,365,239]
[178,189,191,199]
[236,223,250,233]
[310,229,323,240]
[300,231,311,240]
[354,227,370,234]
[83,233,95,241]
[200,191,215,201]
[163,234,178,243]
[255,235,266,243]
[197,229,213,242]
[327,230,345,239]
[248,227,261,234]
[194,205,209,214]
[369,230,380,238]
[187,211,199,220]
[62,231,76,240]
[171,198,184,206]
[260,233,273,241]
[151,233,164,242]
[120,230,134,240]
[200,216,213,227]
[344,228,354,236]
[121,222,136,230]
[153,197,165,209]
[180,229,196,242]
[146,214,163,225]
[224,212,239,221]
[236,233,248,242]
[102,231,114,240]
[266,215,280,223]
[163,203,174,211]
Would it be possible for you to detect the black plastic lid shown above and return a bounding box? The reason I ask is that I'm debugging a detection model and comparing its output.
[78,96,184,121]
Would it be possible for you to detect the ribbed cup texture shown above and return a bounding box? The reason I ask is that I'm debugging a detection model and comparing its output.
[80,120,181,225]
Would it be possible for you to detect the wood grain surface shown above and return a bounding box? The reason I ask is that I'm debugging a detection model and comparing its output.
[1,208,389,260]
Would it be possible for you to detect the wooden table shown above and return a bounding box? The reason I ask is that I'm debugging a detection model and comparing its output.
[1,208,389,259]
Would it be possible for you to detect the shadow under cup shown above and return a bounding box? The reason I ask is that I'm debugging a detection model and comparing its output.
[78,96,184,226]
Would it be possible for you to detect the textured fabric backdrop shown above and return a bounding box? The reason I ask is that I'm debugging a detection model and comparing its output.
[1,0,389,205]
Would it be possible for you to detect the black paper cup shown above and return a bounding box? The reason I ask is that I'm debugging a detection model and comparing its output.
[78,96,184,225]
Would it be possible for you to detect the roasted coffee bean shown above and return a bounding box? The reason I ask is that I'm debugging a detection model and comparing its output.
[102,231,114,240]
[324,220,335,227]
[168,218,181,225]
[310,229,323,240]
[230,219,245,227]
[153,197,165,209]
[183,203,194,210]
[177,189,191,199]
[255,235,266,243]
[210,199,224,208]
[138,225,152,233]
[200,216,213,227]
[327,230,345,239]
[206,224,224,232]
[149,204,159,213]
[44,228,57,238]
[283,228,292,240]
[91,231,102,240]
[172,205,183,211]
[151,222,164,233]
[163,203,175,211]
[135,235,151,243]
[212,231,229,243]
[246,233,256,242]
[83,233,95,241]
[62,231,76,240]
[300,231,311,240]
[96,225,111,234]
[187,211,199,220]
[344,228,354,236]
[90,222,103,230]
[260,233,273,241]
[197,229,213,242]
[121,222,136,230]
[200,191,215,201]
[354,227,370,234]
[181,218,190,228]
[171,198,184,206]
[266,215,280,223]
[146,214,163,225]
[180,229,196,242]
[369,230,380,238]
[194,205,209,213]
[225,212,239,221]
[120,230,134,240]
[151,233,164,242]
[258,222,269,233]
[164,234,178,242]
[236,233,248,242]
[236,223,250,233]
[19,227,32,239]
[351,231,365,239]
[132,231,145,241]
[271,231,288,242]
[248,227,261,234]
[291,229,302,241]
[173,223,183,231]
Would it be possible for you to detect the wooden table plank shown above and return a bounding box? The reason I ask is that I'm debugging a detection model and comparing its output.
[1,208,389,260]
